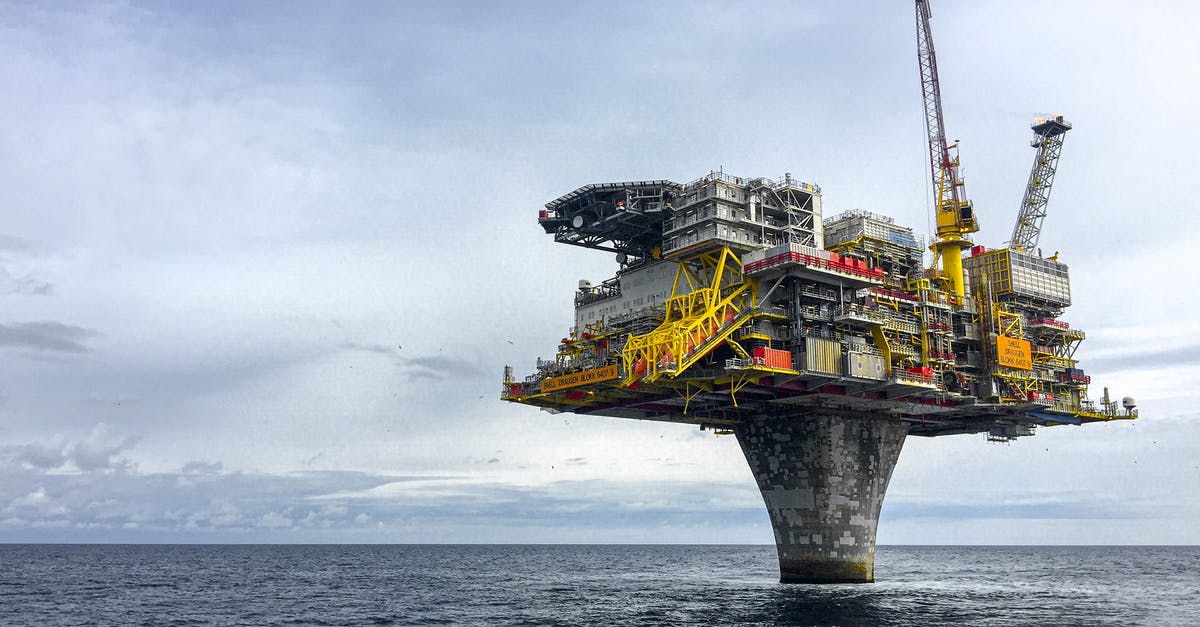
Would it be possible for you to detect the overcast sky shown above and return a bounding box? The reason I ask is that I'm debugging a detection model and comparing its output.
[1,0,1197,544]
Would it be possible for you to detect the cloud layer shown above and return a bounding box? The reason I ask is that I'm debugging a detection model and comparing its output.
[0,321,98,353]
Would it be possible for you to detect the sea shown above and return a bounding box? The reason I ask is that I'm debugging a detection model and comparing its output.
[0,545,1196,626]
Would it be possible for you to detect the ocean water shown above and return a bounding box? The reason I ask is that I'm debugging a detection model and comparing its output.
[0,545,1196,626]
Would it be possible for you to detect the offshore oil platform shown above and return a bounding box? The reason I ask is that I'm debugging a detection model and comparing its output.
[502,1,1137,583]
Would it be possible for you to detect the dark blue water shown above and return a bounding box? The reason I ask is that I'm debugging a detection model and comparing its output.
[0,545,1196,625]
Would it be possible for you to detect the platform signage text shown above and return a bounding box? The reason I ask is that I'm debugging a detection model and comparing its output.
[541,364,619,393]
[996,335,1032,370]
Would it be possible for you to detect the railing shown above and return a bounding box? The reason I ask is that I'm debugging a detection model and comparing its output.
[665,205,794,235]
[1029,317,1069,329]
[800,285,838,300]
[917,289,956,307]
[769,174,821,194]
[682,170,744,188]
[798,303,833,321]
[744,248,885,280]
[575,285,621,307]
[885,319,921,335]
[663,225,779,255]
[868,286,920,302]
[834,304,889,323]
[679,171,821,195]
[664,204,725,233]
[825,208,897,225]
[735,324,784,341]
[893,369,936,386]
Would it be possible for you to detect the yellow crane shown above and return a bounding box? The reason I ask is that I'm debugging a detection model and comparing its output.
[915,0,978,298]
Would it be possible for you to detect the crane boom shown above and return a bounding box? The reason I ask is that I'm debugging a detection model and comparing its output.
[915,0,959,214]
[1010,115,1071,252]
[915,0,977,297]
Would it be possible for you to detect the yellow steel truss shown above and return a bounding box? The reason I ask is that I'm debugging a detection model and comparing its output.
[622,247,758,385]
[992,302,1022,337]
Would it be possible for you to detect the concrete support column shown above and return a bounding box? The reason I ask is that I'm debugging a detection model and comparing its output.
[735,412,908,583]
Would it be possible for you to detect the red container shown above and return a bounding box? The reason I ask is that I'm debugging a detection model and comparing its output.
[909,367,933,379]
[759,347,790,369]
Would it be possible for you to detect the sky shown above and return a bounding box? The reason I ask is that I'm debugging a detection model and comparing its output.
[1,0,1197,544]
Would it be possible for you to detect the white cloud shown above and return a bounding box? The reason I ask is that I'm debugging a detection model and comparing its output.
[258,511,294,529]
[3,424,138,473]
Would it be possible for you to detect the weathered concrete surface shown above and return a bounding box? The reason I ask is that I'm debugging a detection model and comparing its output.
[735,412,908,583]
